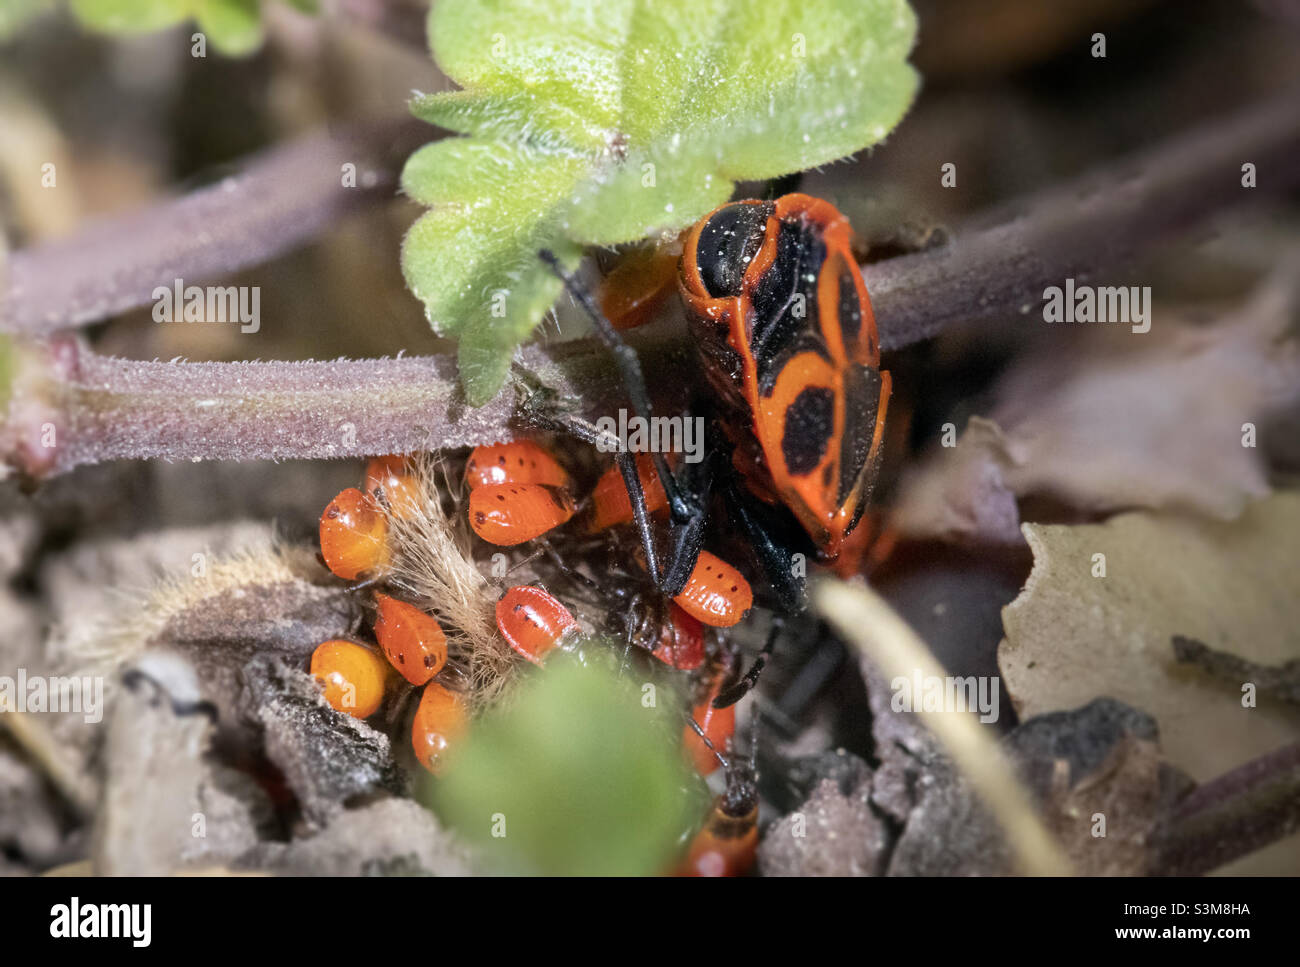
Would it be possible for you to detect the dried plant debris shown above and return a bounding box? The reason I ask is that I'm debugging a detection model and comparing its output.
[1000,493,1300,781]
[0,737,85,874]
[1171,635,1300,705]
[760,696,1189,875]
[889,417,1025,545]
[1002,699,1194,876]
[4,524,291,806]
[891,701,1194,876]
[1150,742,1300,877]
[94,664,273,876]
[759,751,889,877]
[46,525,354,764]
[238,799,476,877]
[997,493,1300,873]
[46,520,298,672]
[891,273,1300,543]
[130,554,354,749]
[238,655,403,827]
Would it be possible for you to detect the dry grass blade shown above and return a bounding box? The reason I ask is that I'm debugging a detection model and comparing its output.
[0,708,97,817]
[814,578,1072,876]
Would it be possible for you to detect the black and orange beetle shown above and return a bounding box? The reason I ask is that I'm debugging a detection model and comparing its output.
[537,192,890,703]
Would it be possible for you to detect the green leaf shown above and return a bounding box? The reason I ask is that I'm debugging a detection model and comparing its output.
[69,0,188,33]
[196,0,263,56]
[68,0,278,54]
[429,0,628,145]
[403,0,919,403]
[433,654,701,875]
[456,245,580,407]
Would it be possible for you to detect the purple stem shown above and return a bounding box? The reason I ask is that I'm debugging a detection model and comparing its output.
[4,93,1300,479]
[867,88,1300,349]
[6,325,687,477]
[1,117,429,337]
[1151,742,1300,876]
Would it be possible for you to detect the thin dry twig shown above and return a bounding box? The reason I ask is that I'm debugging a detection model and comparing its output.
[0,709,97,818]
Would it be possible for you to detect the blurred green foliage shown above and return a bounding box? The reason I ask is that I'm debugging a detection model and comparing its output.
[62,0,317,55]
[433,652,705,875]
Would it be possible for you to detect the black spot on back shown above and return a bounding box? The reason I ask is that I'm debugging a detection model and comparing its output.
[696,202,774,298]
[781,386,835,476]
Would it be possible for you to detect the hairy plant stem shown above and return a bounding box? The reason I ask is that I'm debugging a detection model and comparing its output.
[3,92,1300,478]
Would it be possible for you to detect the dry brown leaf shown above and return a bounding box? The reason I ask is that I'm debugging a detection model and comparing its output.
[892,274,1300,542]
[998,492,1300,783]
[889,416,1024,544]
[999,496,1300,871]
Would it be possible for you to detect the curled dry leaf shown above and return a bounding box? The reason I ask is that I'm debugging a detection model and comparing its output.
[891,273,1300,543]
[998,492,1300,787]
[887,416,1023,545]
